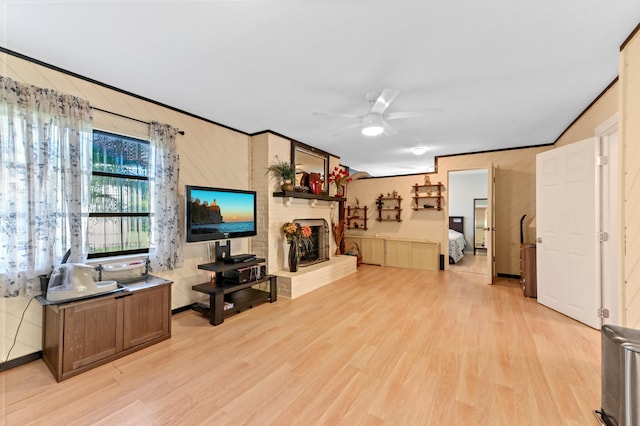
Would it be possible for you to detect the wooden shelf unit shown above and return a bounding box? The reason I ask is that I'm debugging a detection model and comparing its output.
[412,183,443,211]
[193,258,276,326]
[376,196,402,222]
[346,205,368,230]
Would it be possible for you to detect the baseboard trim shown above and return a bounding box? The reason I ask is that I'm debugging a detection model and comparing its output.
[0,351,42,372]
[172,305,195,315]
[497,273,520,280]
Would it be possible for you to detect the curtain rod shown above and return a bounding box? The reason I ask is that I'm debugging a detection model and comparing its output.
[92,107,185,135]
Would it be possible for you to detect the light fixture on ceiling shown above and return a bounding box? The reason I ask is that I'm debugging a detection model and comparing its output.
[361,114,384,136]
[411,146,428,156]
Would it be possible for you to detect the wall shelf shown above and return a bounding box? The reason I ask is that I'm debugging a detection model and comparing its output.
[412,183,443,211]
[376,196,403,222]
[347,205,368,230]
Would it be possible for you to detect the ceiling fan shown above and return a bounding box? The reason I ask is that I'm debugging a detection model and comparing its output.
[313,89,437,137]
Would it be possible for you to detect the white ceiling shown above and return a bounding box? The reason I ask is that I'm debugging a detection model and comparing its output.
[3,1,640,176]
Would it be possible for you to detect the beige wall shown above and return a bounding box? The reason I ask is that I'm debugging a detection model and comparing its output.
[0,51,251,362]
[347,79,620,278]
[555,80,619,148]
[347,147,547,276]
[621,27,640,328]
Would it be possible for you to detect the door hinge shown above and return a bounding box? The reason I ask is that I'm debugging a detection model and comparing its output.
[599,231,609,242]
[597,307,610,319]
[597,156,608,166]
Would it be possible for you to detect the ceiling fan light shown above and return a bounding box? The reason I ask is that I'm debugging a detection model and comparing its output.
[411,146,428,156]
[361,114,384,136]
[362,125,384,136]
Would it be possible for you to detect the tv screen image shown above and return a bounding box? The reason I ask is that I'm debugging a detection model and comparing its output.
[186,185,257,242]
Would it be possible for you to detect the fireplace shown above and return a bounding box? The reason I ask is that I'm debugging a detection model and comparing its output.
[294,219,330,267]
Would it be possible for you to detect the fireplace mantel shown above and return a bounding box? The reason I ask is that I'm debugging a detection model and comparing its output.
[273,191,345,202]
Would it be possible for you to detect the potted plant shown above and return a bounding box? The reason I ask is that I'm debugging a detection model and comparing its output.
[282,222,312,272]
[267,158,297,192]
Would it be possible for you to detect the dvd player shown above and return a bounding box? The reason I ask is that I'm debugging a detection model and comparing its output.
[222,254,256,264]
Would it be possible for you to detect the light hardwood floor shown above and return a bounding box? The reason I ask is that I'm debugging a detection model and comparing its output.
[2,265,601,425]
[448,252,488,275]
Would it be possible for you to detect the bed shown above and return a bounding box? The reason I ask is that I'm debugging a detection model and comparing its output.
[448,216,466,264]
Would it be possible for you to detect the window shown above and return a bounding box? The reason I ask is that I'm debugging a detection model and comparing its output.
[89,130,150,258]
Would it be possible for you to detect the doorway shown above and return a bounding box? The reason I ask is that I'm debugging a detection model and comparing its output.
[448,169,489,277]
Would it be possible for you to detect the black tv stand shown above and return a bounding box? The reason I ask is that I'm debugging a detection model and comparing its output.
[222,253,256,263]
[192,258,276,325]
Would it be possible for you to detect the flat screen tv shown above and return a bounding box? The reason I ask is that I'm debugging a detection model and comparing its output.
[185,185,257,242]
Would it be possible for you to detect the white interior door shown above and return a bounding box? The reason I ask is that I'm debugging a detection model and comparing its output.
[485,164,495,284]
[536,138,600,329]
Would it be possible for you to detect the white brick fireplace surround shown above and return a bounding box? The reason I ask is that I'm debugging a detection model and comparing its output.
[265,197,357,299]
[250,133,357,298]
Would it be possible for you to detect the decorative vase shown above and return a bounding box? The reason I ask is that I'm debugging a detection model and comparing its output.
[288,240,299,272]
[308,172,322,194]
[281,179,294,192]
[283,241,290,269]
[336,186,344,198]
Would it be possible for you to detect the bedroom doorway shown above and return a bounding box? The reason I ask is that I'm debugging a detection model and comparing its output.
[447,168,493,282]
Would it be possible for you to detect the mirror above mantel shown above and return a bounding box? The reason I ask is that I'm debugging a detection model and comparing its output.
[291,141,330,194]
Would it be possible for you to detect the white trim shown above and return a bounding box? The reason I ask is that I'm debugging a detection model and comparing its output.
[595,113,618,136]
[596,114,620,326]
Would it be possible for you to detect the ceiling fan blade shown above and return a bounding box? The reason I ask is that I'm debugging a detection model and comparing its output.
[312,111,362,119]
[386,109,442,120]
[329,122,363,136]
[369,89,400,115]
[382,121,397,136]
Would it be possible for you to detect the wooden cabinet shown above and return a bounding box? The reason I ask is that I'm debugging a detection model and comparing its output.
[361,238,385,265]
[385,240,412,269]
[59,296,121,375]
[384,239,441,270]
[344,236,385,265]
[344,236,440,271]
[412,183,443,211]
[411,241,441,271]
[123,284,171,349]
[376,196,402,222]
[42,277,172,382]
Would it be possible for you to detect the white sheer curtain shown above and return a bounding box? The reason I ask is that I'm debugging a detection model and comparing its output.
[148,121,183,271]
[0,76,92,297]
